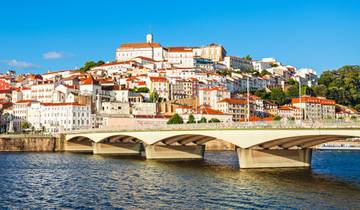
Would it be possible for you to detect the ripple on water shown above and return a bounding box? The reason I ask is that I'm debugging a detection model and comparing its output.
[0,151,359,209]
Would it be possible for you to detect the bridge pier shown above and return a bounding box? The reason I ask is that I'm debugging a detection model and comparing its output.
[64,140,94,153]
[145,145,205,160]
[93,142,142,155]
[237,148,312,169]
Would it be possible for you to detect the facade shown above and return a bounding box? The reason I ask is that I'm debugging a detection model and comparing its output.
[217,98,248,122]
[222,56,253,71]
[167,47,194,67]
[294,68,318,87]
[171,78,199,100]
[199,87,231,109]
[116,34,166,62]
[41,102,91,132]
[277,106,302,120]
[292,96,336,120]
[198,44,226,62]
[148,77,170,100]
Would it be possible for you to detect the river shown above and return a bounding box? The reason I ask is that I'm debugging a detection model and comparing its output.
[0,150,359,209]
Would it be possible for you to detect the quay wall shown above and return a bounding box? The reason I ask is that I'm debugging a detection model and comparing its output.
[0,135,64,152]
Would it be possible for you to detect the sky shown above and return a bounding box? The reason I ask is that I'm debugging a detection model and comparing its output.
[0,0,359,74]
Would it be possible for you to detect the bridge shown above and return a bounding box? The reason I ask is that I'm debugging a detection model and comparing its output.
[62,122,360,168]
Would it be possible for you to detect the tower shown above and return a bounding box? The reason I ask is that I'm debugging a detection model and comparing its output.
[146,34,153,44]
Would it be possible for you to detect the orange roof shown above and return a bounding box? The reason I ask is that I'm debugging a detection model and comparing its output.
[120,42,161,48]
[278,106,299,111]
[15,100,34,104]
[292,96,335,105]
[167,47,193,52]
[81,75,99,85]
[64,85,78,89]
[136,81,146,86]
[150,77,168,83]
[42,102,86,106]
[195,106,225,115]
[218,98,247,105]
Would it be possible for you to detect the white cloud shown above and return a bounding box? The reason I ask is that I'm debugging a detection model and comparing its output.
[5,59,39,69]
[43,51,63,60]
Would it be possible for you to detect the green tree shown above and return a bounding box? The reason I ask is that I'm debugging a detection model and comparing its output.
[167,114,184,124]
[270,88,287,105]
[149,92,159,102]
[198,117,207,123]
[136,87,149,93]
[260,70,271,77]
[255,89,270,100]
[243,55,252,61]
[21,122,31,130]
[273,116,282,121]
[313,84,328,97]
[208,118,221,123]
[79,60,105,73]
[187,114,196,124]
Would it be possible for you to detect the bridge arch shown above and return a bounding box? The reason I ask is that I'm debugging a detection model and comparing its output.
[150,134,219,146]
[249,134,357,149]
[65,135,94,153]
[97,134,144,144]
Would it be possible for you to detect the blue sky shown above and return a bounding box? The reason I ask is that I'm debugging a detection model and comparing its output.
[0,0,359,74]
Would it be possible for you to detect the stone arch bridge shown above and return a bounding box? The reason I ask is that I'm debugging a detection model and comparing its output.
[63,128,360,168]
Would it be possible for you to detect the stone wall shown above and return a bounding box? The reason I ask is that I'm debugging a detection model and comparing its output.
[205,140,235,151]
[0,135,63,152]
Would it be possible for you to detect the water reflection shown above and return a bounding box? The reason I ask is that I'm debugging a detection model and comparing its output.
[0,151,359,209]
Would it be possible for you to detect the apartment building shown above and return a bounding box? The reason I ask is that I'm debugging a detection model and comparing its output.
[292,96,336,120]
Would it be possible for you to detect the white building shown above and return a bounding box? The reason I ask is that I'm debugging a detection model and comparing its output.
[294,68,318,87]
[199,87,231,108]
[222,56,253,71]
[41,102,91,132]
[116,34,166,62]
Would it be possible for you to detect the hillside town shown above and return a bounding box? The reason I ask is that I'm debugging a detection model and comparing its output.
[0,34,358,133]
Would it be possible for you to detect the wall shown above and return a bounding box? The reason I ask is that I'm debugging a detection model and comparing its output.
[0,135,64,152]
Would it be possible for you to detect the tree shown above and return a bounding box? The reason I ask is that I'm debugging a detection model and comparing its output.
[79,60,105,73]
[198,117,207,123]
[208,118,220,123]
[136,87,149,93]
[255,89,270,100]
[167,114,184,124]
[260,70,271,77]
[243,55,252,61]
[149,92,159,103]
[270,88,287,105]
[21,122,31,130]
[187,114,196,124]
[273,116,282,121]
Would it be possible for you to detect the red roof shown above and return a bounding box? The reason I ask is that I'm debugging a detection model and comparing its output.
[167,47,193,52]
[292,96,335,105]
[42,102,86,106]
[15,100,34,104]
[150,77,168,83]
[194,106,225,115]
[278,106,299,111]
[81,75,99,85]
[218,98,247,105]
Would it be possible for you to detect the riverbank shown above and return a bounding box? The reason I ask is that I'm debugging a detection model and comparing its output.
[0,135,359,152]
[0,135,63,152]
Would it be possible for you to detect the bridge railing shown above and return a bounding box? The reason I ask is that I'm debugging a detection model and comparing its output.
[65,120,360,134]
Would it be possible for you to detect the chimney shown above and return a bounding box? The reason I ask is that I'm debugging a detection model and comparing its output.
[146,34,153,44]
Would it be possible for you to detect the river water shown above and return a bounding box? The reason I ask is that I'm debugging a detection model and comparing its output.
[0,150,359,209]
